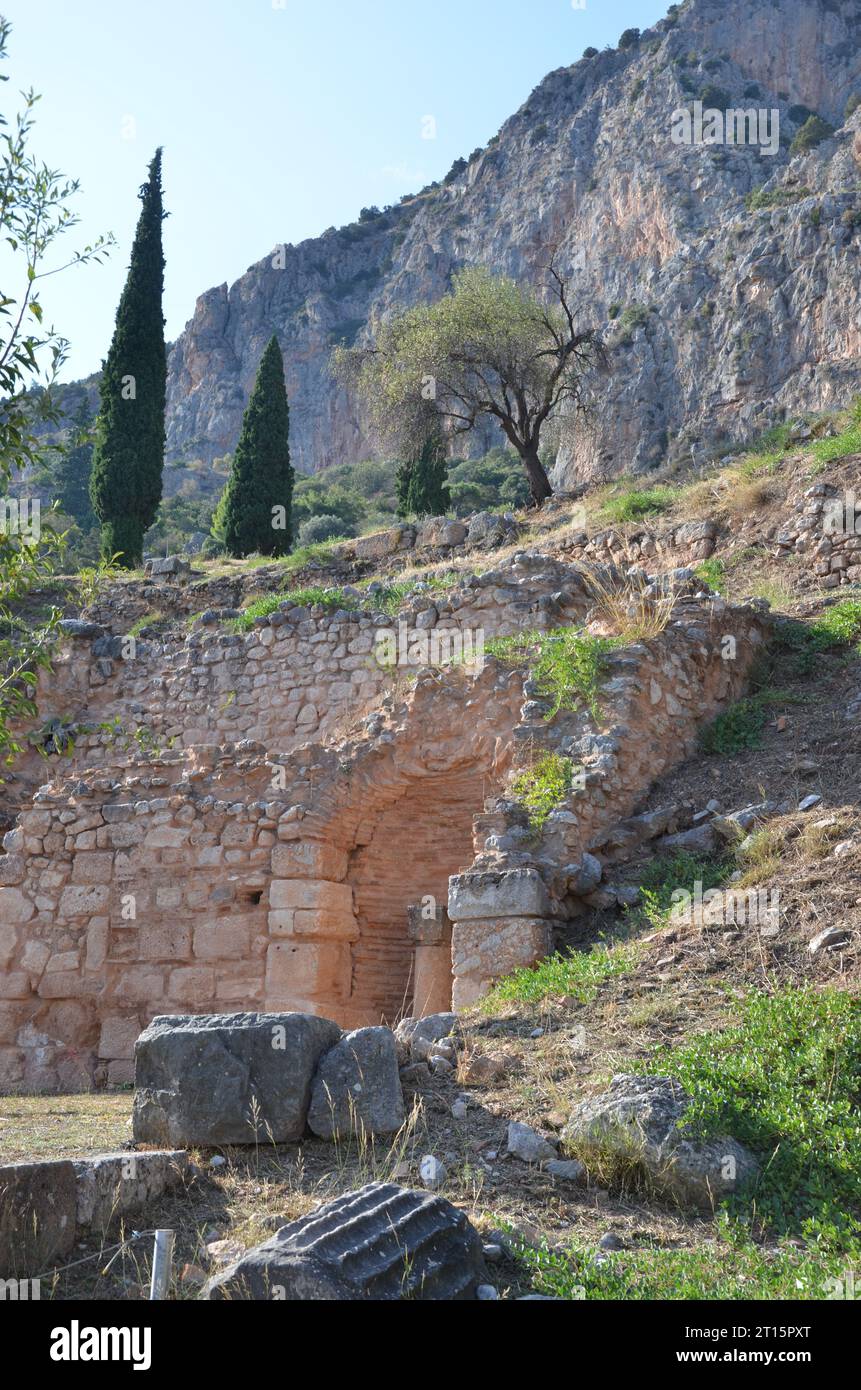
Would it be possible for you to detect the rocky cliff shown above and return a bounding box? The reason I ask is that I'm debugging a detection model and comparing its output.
[160,0,861,484]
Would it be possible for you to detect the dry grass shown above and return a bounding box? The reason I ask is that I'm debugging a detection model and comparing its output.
[581,565,676,640]
[0,1091,131,1162]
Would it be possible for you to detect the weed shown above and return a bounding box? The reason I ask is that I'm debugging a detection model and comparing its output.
[479,940,638,1011]
[511,751,573,830]
[644,988,861,1251]
[487,627,617,718]
[699,689,797,755]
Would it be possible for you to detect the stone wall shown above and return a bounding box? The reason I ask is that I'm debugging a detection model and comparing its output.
[19,553,598,781]
[0,586,769,1090]
[447,597,770,1005]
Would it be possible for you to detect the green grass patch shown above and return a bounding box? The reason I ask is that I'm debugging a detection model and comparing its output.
[514,1230,847,1300]
[279,538,348,574]
[634,850,735,931]
[487,628,618,719]
[230,587,357,631]
[810,423,861,463]
[773,599,861,673]
[643,988,861,1251]
[694,557,726,590]
[479,939,638,1011]
[601,484,677,524]
[699,689,796,755]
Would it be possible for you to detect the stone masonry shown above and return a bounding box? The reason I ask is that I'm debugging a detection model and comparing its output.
[0,548,768,1091]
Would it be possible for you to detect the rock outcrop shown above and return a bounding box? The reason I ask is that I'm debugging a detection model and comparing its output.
[562,1073,759,1207]
[153,0,861,483]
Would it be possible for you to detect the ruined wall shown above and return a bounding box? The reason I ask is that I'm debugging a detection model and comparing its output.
[0,666,524,1089]
[0,591,769,1090]
[447,598,770,1005]
[20,553,596,777]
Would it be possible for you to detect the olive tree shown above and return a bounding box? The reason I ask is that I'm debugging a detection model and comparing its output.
[332,262,606,505]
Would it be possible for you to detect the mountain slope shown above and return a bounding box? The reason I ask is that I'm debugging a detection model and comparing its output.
[159,0,861,481]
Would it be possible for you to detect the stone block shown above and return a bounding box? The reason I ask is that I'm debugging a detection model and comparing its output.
[0,887,34,925]
[264,939,351,1007]
[139,921,193,961]
[132,1012,342,1146]
[308,1027,404,1138]
[448,868,552,921]
[269,880,353,914]
[270,841,348,881]
[0,1160,77,1278]
[58,884,109,917]
[71,852,114,885]
[451,918,553,1008]
[99,1015,142,1060]
[73,1150,189,1231]
[193,919,252,960]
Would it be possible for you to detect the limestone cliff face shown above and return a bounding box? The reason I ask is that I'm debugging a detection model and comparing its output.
[163,0,861,484]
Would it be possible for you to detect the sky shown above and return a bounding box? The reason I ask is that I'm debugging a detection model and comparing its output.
[2,0,669,380]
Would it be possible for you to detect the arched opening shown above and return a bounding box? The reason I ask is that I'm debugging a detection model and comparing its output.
[345,765,493,1024]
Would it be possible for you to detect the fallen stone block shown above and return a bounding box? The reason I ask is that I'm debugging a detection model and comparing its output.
[133,1012,342,1146]
[506,1120,556,1164]
[73,1150,190,1231]
[203,1182,487,1300]
[562,1074,757,1209]
[394,1011,460,1061]
[0,1160,77,1278]
[307,1026,404,1138]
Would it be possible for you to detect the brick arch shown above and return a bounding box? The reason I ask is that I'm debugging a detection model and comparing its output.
[264,667,525,1027]
[346,764,498,1024]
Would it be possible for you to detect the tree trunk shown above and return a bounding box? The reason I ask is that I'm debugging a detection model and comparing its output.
[521,448,553,506]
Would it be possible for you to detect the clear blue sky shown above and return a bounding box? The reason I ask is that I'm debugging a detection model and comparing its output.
[3,0,668,380]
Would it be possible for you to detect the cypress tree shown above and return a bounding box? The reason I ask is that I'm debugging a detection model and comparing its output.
[221,335,293,558]
[396,434,450,518]
[90,148,166,567]
[55,394,96,529]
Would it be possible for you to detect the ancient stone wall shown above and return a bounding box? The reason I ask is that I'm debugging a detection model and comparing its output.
[20,553,596,780]
[0,589,769,1090]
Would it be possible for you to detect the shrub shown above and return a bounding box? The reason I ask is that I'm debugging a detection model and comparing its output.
[511,752,573,831]
[699,689,794,754]
[297,514,348,546]
[487,628,617,719]
[618,28,640,49]
[790,115,835,155]
[582,46,599,59]
[845,93,861,120]
[700,84,731,110]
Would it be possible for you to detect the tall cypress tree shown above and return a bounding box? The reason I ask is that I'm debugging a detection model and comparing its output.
[90,148,166,567]
[221,335,293,558]
[396,433,450,518]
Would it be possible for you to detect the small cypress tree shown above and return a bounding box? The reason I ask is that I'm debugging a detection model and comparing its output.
[221,336,294,558]
[54,394,96,529]
[90,148,166,567]
[396,434,450,518]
